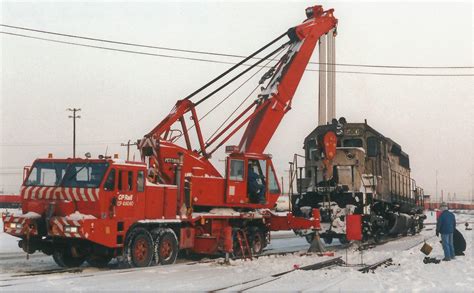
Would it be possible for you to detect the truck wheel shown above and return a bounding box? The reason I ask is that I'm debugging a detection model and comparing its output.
[124,227,154,267]
[86,255,112,268]
[156,229,178,265]
[52,250,85,268]
[249,229,266,255]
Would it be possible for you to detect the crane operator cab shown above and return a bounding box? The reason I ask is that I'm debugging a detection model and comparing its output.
[225,149,281,208]
[247,160,266,204]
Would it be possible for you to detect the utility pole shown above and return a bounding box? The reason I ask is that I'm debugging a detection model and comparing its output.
[67,108,81,158]
[121,140,138,161]
[435,169,438,203]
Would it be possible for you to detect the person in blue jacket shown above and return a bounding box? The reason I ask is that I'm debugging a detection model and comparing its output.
[436,202,456,261]
[247,161,266,204]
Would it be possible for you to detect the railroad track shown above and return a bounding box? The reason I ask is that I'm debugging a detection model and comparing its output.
[210,257,344,292]
[0,231,431,285]
[359,258,393,273]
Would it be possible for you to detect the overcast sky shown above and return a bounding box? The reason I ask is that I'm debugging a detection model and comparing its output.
[1,1,473,201]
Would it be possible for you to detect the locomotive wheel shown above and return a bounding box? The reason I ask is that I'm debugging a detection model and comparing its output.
[323,236,333,245]
[339,235,349,244]
[52,250,85,268]
[123,227,154,268]
[250,230,266,255]
[156,229,178,265]
[86,255,112,268]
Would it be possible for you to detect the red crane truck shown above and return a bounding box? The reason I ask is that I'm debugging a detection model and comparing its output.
[2,4,337,268]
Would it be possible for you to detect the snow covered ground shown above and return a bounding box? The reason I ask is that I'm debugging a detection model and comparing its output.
[0,209,472,291]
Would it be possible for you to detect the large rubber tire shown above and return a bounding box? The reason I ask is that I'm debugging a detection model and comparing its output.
[52,250,85,268]
[86,255,112,268]
[250,229,266,255]
[156,229,179,265]
[124,227,154,268]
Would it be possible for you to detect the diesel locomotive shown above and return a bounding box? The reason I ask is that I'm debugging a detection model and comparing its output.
[293,118,426,243]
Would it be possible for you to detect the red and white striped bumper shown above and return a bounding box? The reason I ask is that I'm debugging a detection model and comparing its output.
[2,214,39,236]
[50,217,87,239]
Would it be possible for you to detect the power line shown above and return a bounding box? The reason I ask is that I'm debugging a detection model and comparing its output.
[0,141,122,147]
[1,31,474,77]
[2,23,473,70]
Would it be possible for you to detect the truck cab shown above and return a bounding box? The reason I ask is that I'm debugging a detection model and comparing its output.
[3,157,178,267]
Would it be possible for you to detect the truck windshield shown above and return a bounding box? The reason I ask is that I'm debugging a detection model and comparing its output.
[25,162,109,188]
[25,162,69,187]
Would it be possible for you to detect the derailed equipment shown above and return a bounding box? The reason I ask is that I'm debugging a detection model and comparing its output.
[293,120,426,243]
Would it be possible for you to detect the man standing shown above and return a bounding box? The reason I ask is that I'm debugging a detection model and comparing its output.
[436,202,456,261]
[247,162,266,204]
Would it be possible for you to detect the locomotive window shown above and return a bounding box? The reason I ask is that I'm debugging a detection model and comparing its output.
[343,138,363,148]
[367,137,379,157]
[104,169,115,191]
[229,160,244,181]
[137,171,144,192]
[307,139,318,161]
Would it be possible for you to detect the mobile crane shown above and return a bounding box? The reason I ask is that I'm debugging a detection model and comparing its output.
[2,4,337,268]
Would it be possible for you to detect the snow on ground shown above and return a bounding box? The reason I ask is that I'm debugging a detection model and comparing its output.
[0,209,472,291]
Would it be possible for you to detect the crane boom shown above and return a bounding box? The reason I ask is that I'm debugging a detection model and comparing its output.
[138,5,337,194]
[239,7,337,153]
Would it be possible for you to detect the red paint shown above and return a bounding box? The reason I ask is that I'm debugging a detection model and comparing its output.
[346,214,362,241]
[3,5,336,260]
[0,195,20,203]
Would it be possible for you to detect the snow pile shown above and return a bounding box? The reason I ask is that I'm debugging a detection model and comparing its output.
[208,208,240,216]
[20,211,41,219]
[66,211,97,220]
[0,210,472,291]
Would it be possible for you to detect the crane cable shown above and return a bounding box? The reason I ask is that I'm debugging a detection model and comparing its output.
[1,31,473,77]
[1,24,473,69]
[204,48,287,146]
[174,47,286,146]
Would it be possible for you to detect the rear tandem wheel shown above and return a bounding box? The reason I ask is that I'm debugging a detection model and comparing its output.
[123,227,155,268]
[154,228,179,265]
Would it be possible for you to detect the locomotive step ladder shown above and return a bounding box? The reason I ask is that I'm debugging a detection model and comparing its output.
[236,229,253,260]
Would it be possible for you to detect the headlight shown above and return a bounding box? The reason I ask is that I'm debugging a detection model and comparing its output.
[9,223,23,229]
[64,226,78,233]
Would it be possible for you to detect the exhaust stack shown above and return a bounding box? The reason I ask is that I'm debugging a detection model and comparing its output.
[318,28,337,125]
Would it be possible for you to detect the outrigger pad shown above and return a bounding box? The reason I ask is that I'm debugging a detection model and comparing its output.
[308,232,326,253]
